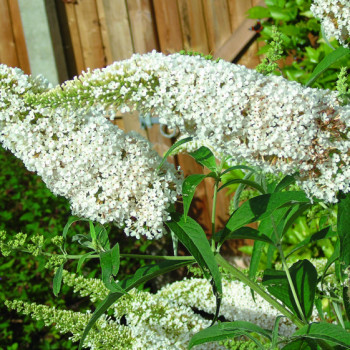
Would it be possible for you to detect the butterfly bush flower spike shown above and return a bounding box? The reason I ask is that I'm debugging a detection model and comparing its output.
[311,0,350,47]
[50,52,350,203]
[0,64,182,240]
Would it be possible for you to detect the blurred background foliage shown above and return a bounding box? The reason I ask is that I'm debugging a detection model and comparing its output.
[1,0,349,348]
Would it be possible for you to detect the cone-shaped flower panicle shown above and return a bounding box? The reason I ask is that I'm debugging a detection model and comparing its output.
[0,64,182,239]
[36,52,350,203]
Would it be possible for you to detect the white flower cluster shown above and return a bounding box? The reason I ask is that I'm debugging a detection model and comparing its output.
[0,64,182,239]
[159,277,301,338]
[311,0,350,48]
[8,271,308,349]
[45,52,350,203]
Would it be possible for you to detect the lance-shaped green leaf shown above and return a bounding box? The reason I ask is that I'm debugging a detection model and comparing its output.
[221,165,257,176]
[263,260,317,321]
[62,216,89,250]
[343,286,350,322]
[77,251,95,272]
[99,243,123,293]
[157,136,193,170]
[321,240,339,285]
[249,207,289,284]
[95,224,110,250]
[218,178,265,194]
[188,146,217,172]
[306,47,350,87]
[53,264,64,297]
[78,259,193,350]
[272,316,285,349]
[337,192,350,276]
[182,173,216,221]
[291,323,350,349]
[274,174,297,193]
[214,227,275,245]
[223,192,310,240]
[285,226,336,259]
[165,213,222,324]
[188,321,272,349]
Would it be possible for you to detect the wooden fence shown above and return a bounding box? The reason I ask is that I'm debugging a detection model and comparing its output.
[1,0,264,237]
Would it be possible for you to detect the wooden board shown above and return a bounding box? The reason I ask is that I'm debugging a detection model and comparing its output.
[0,0,19,68]
[74,0,106,70]
[96,0,113,65]
[227,0,252,32]
[101,0,134,61]
[64,2,85,73]
[177,0,209,54]
[127,0,159,53]
[202,0,232,53]
[213,0,266,62]
[7,0,30,73]
[152,0,183,54]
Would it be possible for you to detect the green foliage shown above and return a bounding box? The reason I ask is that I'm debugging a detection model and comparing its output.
[248,0,350,90]
[256,26,285,75]
[0,146,80,349]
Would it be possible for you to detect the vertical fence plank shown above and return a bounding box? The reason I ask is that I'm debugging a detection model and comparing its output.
[152,0,183,53]
[0,0,19,67]
[227,0,252,32]
[202,0,232,53]
[177,0,209,54]
[96,0,113,65]
[126,0,159,54]
[101,0,134,61]
[64,2,85,73]
[74,0,106,70]
[7,0,30,73]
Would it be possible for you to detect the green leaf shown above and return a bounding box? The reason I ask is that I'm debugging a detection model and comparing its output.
[218,179,265,194]
[89,221,96,241]
[95,224,110,250]
[188,321,272,349]
[99,243,124,293]
[78,259,192,350]
[249,207,289,283]
[214,227,275,245]
[322,240,339,285]
[343,287,350,322]
[221,165,257,176]
[272,316,284,348]
[224,192,310,237]
[337,192,350,276]
[77,251,94,272]
[246,6,271,19]
[306,47,350,87]
[157,136,193,170]
[165,213,222,324]
[182,174,208,221]
[188,146,217,172]
[274,174,297,192]
[285,226,336,259]
[292,323,350,348]
[263,260,317,321]
[281,338,319,350]
[63,216,88,241]
[53,264,64,297]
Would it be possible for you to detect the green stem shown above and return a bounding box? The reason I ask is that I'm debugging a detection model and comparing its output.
[9,247,195,261]
[271,217,308,324]
[211,180,219,251]
[215,254,305,329]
